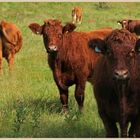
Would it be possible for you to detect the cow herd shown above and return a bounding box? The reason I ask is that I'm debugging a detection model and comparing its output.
[1,8,140,138]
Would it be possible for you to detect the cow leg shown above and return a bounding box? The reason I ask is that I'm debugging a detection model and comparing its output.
[76,17,79,24]
[120,122,129,137]
[72,14,76,24]
[72,18,75,24]
[7,53,14,71]
[0,49,3,74]
[99,110,118,137]
[0,40,3,74]
[54,77,69,112]
[53,80,69,112]
[78,16,82,24]
[59,87,69,112]
[74,79,86,111]
[53,73,69,112]
[129,118,140,137]
[129,120,136,137]
[54,62,68,90]
[135,122,140,137]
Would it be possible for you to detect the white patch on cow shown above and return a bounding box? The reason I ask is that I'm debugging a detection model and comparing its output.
[123,20,127,24]
[36,31,40,34]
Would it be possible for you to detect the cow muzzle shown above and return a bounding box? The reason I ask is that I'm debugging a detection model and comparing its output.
[113,69,129,81]
[47,45,58,53]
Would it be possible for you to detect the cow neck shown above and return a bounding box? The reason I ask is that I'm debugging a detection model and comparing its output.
[116,81,129,137]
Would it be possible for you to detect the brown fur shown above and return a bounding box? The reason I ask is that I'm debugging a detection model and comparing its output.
[72,6,82,24]
[29,19,112,111]
[89,29,140,137]
[0,20,22,72]
[118,19,140,35]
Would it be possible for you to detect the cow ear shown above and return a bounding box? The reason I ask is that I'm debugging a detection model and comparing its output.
[62,23,76,33]
[128,20,132,24]
[135,39,140,52]
[28,23,43,35]
[117,20,122,25]
[0,20,7,27]
[88,38,106,54]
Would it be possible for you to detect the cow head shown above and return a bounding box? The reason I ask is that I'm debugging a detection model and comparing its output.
[117,20,132,30]
[89,29,140,82]
[28,19,76,53]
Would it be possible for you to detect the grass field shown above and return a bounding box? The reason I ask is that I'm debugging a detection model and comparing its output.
[0,2,140,137]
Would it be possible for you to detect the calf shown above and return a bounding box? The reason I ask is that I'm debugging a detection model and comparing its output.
[29,19,112,111]
[72,6,82,24]
[118,19,140,35]
[0,20,22,72]
[89,29,140,137]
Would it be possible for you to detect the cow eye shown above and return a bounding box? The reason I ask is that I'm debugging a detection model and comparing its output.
[95,46,102,53]
[129,49,135,57]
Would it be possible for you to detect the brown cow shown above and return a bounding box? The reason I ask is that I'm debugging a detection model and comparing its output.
[89,29,140,137]
[0,20,22,72]
[72,6,82,24]
[28,19,112,112]
[117,19,140,35]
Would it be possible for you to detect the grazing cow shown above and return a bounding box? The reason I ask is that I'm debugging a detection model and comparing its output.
[89,29,140,137]
[28,19,112,111]
[72,6,82,24]
[117,19,140,35]
[0,20,22,72]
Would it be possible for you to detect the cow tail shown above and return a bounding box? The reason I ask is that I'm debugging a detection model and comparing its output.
[2,27,16,46]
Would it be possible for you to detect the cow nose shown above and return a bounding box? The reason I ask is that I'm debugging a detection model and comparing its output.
[48,45,58,52]
[114,69,129,80]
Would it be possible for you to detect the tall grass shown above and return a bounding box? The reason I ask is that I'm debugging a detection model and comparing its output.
[0,2,139,137]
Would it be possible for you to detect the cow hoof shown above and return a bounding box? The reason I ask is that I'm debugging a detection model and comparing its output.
[60,105,68,114]
[129,134,136,138]
[60,109,68,115]
[79,106,84,113]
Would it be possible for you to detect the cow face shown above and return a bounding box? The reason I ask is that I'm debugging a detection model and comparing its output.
[29,19,76,53]
[89,29,140,82]
[117,20,132,30]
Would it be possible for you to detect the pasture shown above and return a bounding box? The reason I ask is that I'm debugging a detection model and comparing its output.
[0,2,140,137]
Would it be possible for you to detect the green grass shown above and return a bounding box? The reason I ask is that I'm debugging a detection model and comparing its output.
[0,2,140,137]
